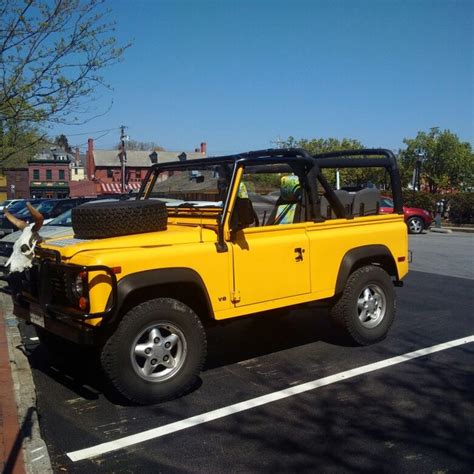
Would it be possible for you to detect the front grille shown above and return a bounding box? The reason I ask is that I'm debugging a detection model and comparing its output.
[49,268,68,304]
[20,261,75,309]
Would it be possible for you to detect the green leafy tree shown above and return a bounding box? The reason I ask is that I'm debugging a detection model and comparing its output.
[283,136,387,188]
[284,136,364,155]
[400,128,474,193]
[0,118,47,166]
[0,0,130,163]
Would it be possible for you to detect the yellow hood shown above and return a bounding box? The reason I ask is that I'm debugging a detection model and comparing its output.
[41,224,216,260]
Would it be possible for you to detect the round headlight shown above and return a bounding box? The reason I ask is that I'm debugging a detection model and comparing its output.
[72,273,84,298]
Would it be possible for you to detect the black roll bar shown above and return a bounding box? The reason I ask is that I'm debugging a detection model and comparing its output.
[313,149,403,215]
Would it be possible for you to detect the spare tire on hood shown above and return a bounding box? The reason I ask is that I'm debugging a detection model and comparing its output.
[72,199,167,239]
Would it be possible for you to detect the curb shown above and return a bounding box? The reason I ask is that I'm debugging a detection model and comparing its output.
[430,228,453,234]
[1,287,52,474]
[442,227,474,234]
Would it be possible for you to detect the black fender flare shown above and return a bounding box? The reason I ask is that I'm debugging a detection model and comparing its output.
[334,245,398,295]
[104,267,214,326]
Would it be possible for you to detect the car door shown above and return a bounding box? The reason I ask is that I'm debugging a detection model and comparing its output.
[229,164,311,308]
[231,226,310,307]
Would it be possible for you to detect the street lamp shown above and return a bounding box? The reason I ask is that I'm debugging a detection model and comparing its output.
[412,150,425,195]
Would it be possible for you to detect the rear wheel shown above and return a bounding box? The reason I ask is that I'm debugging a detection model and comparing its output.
[330,265,395,345]
[101,298,207,405]
[407,216,424,234]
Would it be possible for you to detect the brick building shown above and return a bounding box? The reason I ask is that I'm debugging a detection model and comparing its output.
[70,139,207,197]
[27,149,73,198]
[4,168,29,199]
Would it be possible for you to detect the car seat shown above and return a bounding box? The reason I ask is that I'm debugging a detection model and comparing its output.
[352,188,380,216]
[319,190,354,219]
[267,175,302,225]
[230,182,259,230]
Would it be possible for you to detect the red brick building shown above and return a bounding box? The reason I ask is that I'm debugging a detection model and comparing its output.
[70,139,207,197]
[4,168,29,199]
[28,150,72,198]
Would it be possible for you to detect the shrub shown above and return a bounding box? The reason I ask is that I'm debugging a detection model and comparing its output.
[402,191,438,212]
[446,193,474,225]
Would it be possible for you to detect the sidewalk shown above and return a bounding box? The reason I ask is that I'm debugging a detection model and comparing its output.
[0,289,51,474]
[0,305,25,474]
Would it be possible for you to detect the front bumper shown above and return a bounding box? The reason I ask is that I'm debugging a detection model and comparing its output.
[14,301,97,345]
[12,254,118,345]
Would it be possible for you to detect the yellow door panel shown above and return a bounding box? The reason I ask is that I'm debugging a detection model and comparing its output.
[231,226,310,307]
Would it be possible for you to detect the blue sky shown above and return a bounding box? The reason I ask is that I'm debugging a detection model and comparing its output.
[54,0,473,155]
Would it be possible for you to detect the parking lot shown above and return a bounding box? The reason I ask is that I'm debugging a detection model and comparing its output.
[4,232,474,473]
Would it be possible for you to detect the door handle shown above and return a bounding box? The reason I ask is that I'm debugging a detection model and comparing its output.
[294,247,305,262]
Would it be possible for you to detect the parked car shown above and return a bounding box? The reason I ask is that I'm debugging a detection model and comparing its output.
[0,199,46,236]
[0,199,120,269]
[0,199,25,212]
[379,196,433,234]
[12,148,409,405]
[0,198,92,236]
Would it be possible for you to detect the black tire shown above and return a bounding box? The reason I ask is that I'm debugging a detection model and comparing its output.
[101,298,207,405]
[407,216,424,234]
[72,200,167,239]
[330,265,395,345]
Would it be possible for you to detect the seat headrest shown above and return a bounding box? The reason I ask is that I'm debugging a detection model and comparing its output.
[280,175,301,203]
[238,182,248,198]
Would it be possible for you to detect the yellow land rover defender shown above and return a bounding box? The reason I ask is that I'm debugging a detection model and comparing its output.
[12,148,408,404]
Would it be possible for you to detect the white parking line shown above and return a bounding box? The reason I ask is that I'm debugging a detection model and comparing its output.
[67,335,474,462]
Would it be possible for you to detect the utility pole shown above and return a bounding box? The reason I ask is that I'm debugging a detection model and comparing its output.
[120,125,127,193]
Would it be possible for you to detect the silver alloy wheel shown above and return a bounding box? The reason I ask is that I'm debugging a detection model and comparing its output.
[357,284,386,328]
[130,322,187,382]
[408,217,423,234]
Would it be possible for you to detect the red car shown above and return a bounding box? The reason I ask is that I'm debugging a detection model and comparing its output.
[380,196,433,234]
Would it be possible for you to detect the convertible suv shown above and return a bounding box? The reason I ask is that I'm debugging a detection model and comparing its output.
[12,148,408,404]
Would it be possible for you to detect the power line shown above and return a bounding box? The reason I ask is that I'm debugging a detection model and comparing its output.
[63,126,122,137]
[71,129,115,149]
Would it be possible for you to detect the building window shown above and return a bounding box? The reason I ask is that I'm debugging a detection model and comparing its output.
[46,169,52,180]
[74,168,78,175]
[33,169,40,180]
[59,170,65,180]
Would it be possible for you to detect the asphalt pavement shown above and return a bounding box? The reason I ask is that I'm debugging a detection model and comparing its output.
[7,232,474,472]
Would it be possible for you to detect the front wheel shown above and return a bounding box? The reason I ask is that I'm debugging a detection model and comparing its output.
[407,216,425,234]
[330,265,395,345]
[101,298,207,405]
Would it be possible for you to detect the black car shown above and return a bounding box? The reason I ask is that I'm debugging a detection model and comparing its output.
[0,198,92,236]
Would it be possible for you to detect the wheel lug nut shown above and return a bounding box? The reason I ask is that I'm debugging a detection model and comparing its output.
[145,348,152,354]
[154,337,160,344]
[151,359,157,365]
[165,342,171,349]
[163,355,169,362]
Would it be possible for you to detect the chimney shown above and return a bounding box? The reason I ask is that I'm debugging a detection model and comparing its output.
[200,142,207,155]
[75,147,80,165]
[87,138,95,180]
